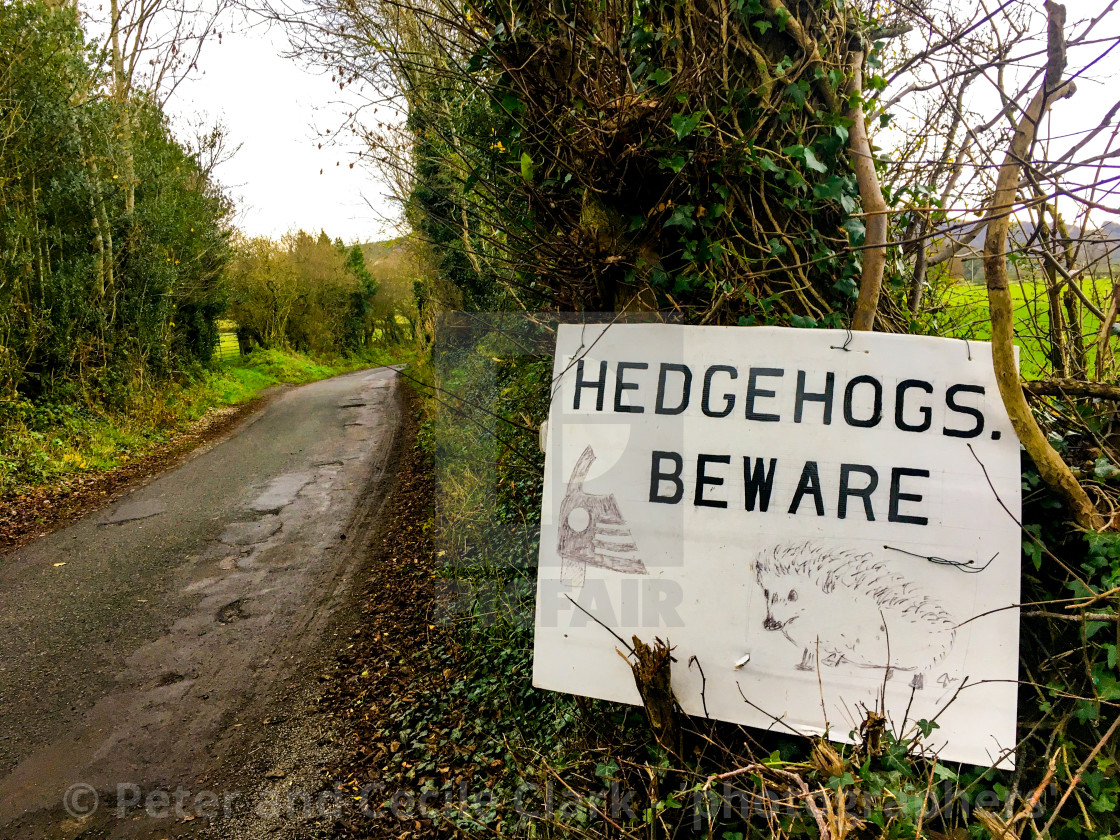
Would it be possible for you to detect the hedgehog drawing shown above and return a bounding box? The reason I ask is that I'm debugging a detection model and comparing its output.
[753,541,957,690]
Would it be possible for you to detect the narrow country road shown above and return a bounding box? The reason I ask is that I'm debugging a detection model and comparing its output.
[0,367,403,840]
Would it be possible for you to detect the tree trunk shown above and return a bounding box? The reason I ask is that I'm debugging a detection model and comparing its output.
[1041,221,1068,377]
[982,1,1102,531]
[907,232,928,314]
[109,0,136,214]
[847,50,888,332]
[1094,276,1120,380]
[628,636,682,758]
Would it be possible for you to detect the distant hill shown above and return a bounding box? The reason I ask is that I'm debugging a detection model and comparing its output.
[360,237,410,265]
[942,219,1120,279]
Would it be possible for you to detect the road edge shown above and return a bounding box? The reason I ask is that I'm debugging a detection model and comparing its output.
[0,389,293,557]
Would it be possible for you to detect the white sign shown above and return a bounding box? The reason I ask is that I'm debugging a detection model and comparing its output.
[533,324,1022,768]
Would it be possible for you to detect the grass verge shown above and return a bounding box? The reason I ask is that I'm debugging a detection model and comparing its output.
[0,345,412,501]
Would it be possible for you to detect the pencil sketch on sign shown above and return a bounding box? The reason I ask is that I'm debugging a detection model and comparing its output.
[558,445,647,587]
[753,542,957,690]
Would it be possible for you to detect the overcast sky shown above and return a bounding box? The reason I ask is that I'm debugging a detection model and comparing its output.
[168,20,400,245]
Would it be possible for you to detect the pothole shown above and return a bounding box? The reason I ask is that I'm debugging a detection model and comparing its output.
[218,516,282,546]
[250,473,312,515]
[216,599,250,624]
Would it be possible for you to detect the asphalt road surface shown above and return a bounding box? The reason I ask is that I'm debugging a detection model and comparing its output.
[0,367,403,839]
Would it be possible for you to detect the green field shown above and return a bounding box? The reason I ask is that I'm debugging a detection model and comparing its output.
[936,278,1115,379]
[215,330,240,361]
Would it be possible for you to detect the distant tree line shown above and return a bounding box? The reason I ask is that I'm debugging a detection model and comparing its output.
[226,230,381,356]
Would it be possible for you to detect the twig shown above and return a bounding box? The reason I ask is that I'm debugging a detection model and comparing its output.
[688,655,710,718]
[565,593,635,656]
[1039,713,1120,836]
[736,682,807,737]
[1024,379,1120,400]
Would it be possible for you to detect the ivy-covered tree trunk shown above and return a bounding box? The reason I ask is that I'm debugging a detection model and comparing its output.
[387,0,881,326]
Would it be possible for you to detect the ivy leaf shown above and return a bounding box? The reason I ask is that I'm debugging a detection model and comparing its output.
[784,168,806,188]
[1094,668,1120,700]
[1094,457,1119,480]
[833,276,858,298]
[519,152,535,182]
[841,217,866,244]
[932,762,957,781]
[753,19,772,34]
[783,143,827,174]
[658,153,687,173]
[917,719,941,738]
[671,112,703,139]
[1074,699,1100,723]
[595,759,619,779]
[802,147,827,173]
[786,81,807,108]
[649,67,672,85]
[664,205,696,230]
[1087,620,1110,639]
